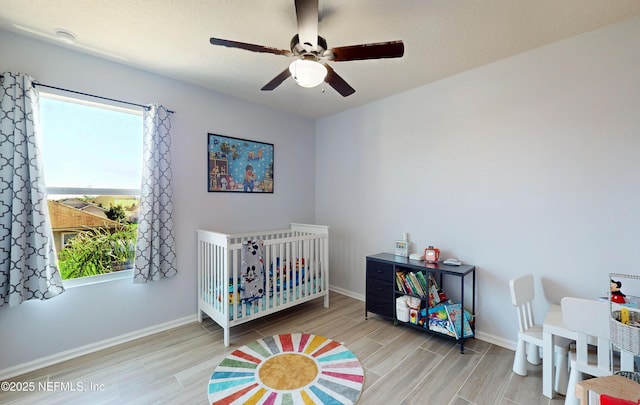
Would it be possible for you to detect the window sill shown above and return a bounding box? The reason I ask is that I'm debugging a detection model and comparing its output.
[62,269,133,288]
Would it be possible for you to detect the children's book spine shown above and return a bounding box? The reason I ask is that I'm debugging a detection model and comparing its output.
[406,273,421,297]
[400,273,414,295]
[415,272,428,295]
[395,271,406,293]
[414,272,427,298]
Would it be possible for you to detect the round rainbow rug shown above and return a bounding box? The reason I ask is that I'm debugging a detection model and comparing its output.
[208,333,365,404]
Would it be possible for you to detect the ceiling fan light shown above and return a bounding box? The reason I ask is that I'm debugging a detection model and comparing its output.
[289,59,327,88]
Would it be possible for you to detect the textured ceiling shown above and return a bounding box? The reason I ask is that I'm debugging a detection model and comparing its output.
[1,0,639,119]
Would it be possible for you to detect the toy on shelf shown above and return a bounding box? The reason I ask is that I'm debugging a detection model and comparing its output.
[424,246,440,263]
[611,279,627,304]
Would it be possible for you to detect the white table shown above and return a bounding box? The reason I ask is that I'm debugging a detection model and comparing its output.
[542,304,574,398]
[542,302,637,399]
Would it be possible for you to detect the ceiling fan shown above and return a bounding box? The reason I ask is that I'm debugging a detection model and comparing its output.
[209,0,404,97]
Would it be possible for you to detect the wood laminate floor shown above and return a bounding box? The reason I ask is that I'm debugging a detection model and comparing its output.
[1,292,565,404]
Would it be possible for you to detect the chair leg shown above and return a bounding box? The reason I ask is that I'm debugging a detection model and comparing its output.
[527,342,541,365]
[554,349,569,396]
[513,339,528,376]
[564,367,581,405]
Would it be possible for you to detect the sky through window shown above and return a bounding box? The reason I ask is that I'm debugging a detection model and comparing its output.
[39,96,143,190]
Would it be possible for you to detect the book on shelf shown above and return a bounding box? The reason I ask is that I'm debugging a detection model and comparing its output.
[405,272,418,295]
[395,271,413,294]
[428,273,439,290]
[415,272,428,295]
[427,284,440,307]
[427,303,456,337]
[402,273,416,295]
[395,271,406,292]
[427,273,440,303]
[426,272,453,308]
[407,272,425,297]
[444,302,474,339]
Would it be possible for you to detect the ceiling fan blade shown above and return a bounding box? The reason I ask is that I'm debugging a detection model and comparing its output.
[261,68,292,91]
[326,40,404,62]
[324,64,355,97]
[210,37,293,56]
[295,0,318,50]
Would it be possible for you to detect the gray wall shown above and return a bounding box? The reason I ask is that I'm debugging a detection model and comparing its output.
[315,16,640,347]
[0,30,316,371]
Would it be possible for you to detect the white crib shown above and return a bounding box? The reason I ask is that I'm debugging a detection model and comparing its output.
[197,223,329,346]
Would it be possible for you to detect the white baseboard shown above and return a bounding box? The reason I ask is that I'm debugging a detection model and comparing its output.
[329,285,364,301]
[474,331,516,351]
[0,314,197,381]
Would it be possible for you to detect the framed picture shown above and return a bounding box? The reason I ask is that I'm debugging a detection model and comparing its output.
[208,133,274,193]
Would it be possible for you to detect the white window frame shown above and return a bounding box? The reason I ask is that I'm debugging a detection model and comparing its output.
[40,91,143,288]
[61,231,78,248]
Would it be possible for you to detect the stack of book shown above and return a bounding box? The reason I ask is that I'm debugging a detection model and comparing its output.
[427,302,474,339]
[395,270,474,339]
[395,271,428,298]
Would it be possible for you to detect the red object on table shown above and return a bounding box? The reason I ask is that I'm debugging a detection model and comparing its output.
[600,394,638,405]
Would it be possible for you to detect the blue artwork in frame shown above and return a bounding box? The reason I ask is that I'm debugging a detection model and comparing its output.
[208,133,274,193]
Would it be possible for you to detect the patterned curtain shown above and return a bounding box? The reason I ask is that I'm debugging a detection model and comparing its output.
[0,72,65,306]
[133,104,177,283]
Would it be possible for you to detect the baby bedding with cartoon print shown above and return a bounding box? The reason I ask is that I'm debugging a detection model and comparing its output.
[240,239,265,303]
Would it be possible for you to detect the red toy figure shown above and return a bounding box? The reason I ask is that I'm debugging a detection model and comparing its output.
[610,279,627,304]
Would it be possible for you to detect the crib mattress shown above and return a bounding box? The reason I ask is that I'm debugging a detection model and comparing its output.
[205,278,322,321]
[230,278,322,320]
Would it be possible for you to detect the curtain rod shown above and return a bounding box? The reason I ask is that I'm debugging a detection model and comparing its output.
[34,82,175,114]
[1,74,175,114]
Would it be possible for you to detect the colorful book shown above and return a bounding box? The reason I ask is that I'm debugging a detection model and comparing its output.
[428,304,456,337]
[404,272,417,295]
[407,273,424,297]
[400,273,414,295]
[413,273,426,297]
[395,272,410,294]
[428,273,439,290]
[395,271,406,292]
[415,272,428,295]
[427,283,440,307]
[427,303,448,315]
[444,302,474,338]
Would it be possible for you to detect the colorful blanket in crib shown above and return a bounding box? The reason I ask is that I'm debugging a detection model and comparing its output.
[240,239,265,303]
[229,276,322,320]
[218,257,311,304]
[270,257,305,292]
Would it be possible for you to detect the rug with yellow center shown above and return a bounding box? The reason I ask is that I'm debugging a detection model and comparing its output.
[208,333,365,404]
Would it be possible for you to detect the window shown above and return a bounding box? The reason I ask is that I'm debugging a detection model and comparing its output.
[61,232,78,248]
[39,93,143,285]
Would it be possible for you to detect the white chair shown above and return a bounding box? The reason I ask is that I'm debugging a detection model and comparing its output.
[561,297,614,405]
[510,274,572,394]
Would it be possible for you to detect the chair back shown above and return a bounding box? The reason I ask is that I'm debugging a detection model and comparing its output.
[509,274,536,333]
[561,297,612,376]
